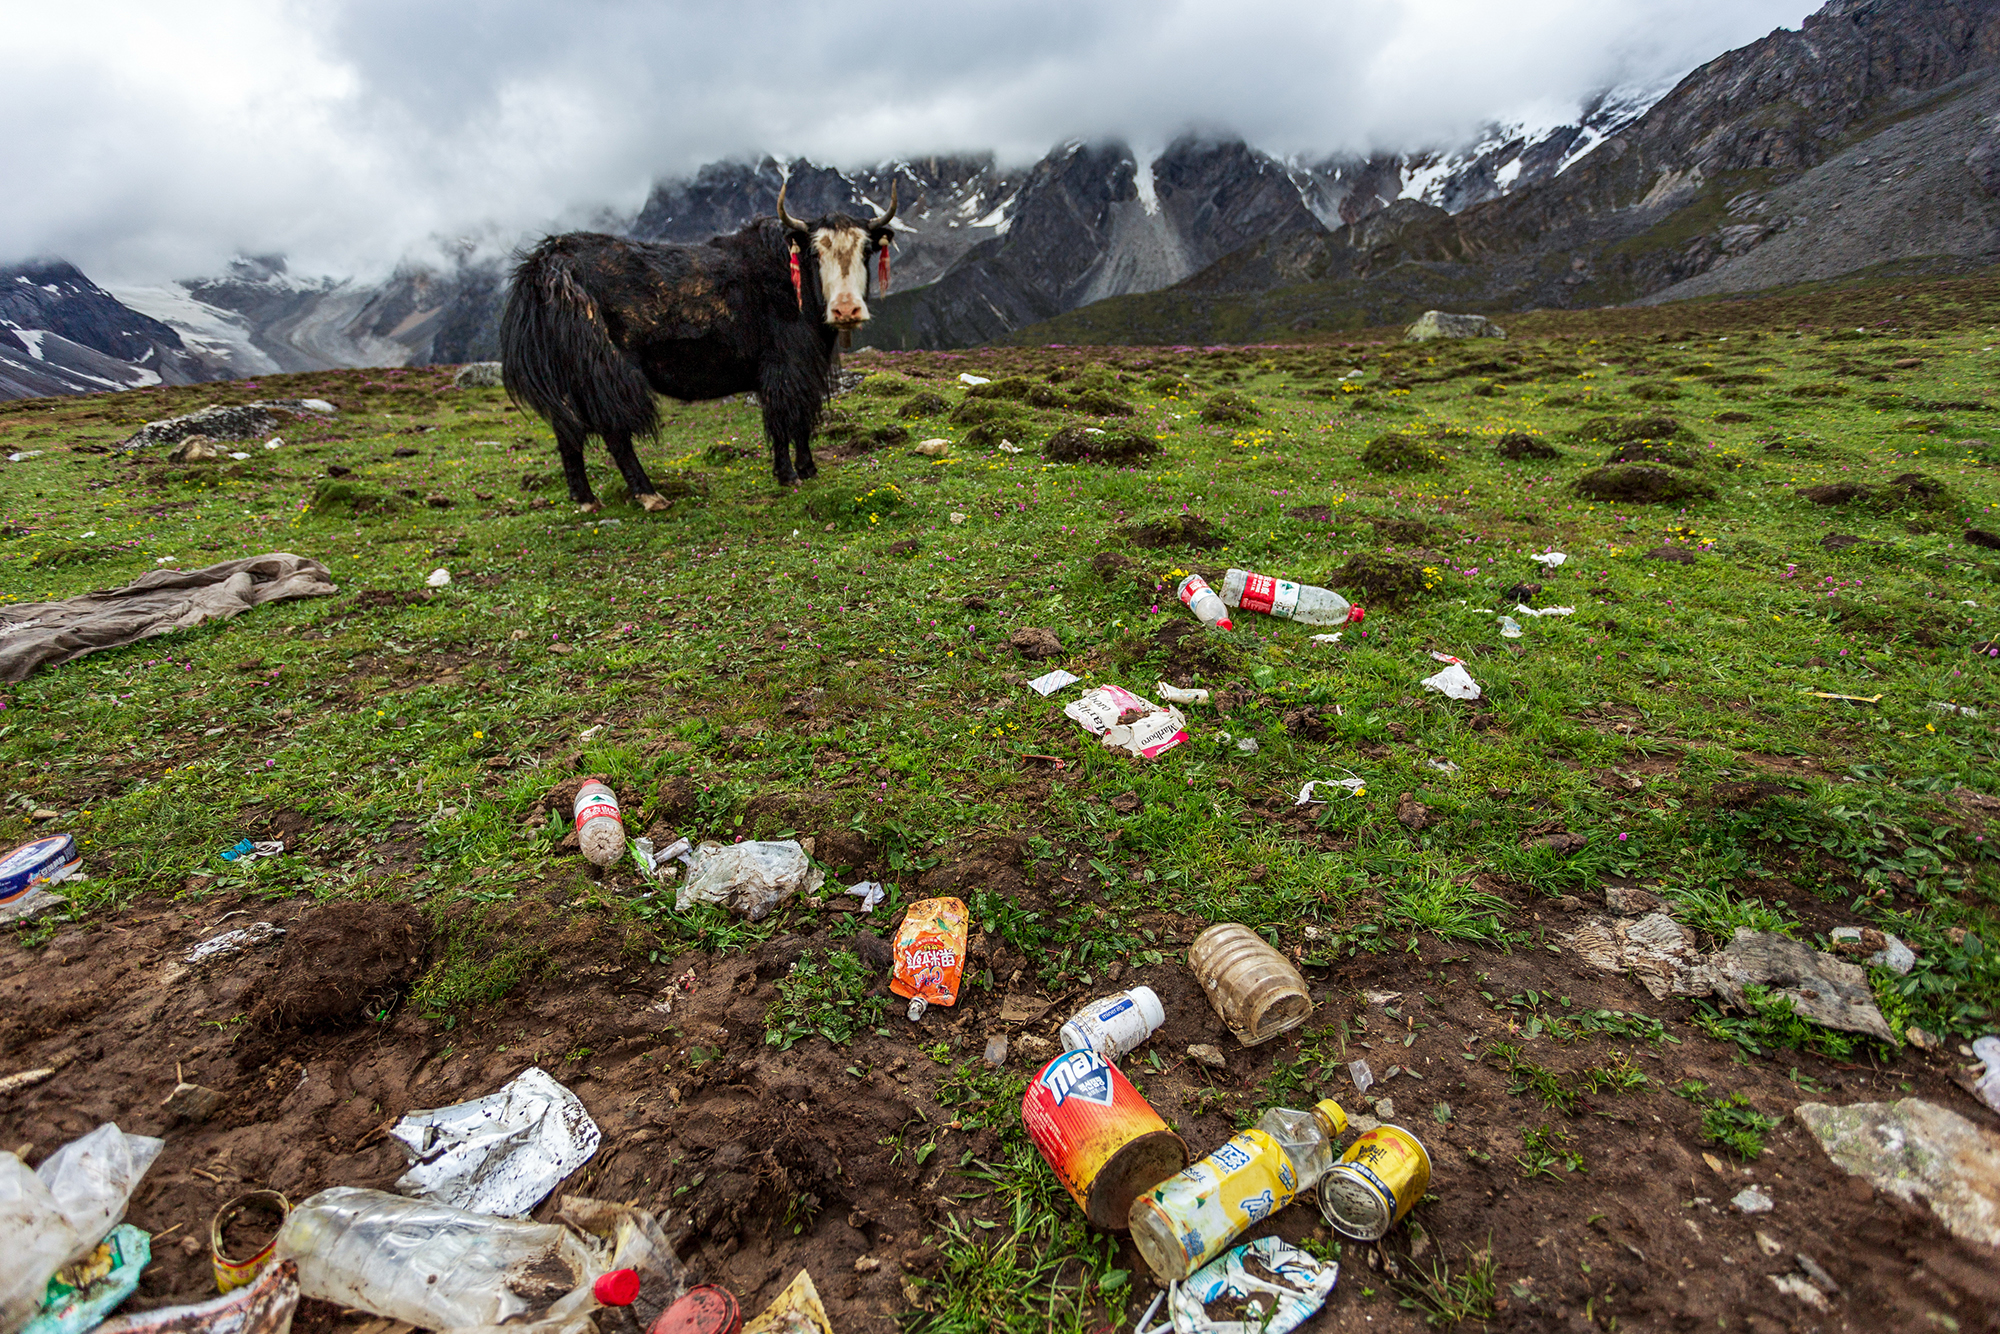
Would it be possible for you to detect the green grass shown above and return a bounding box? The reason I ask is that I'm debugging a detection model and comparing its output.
[764,947,889,1050]
[1397,1240,1501,1328]
[5,300,2000,1322]
[1675,1080,1784,1159]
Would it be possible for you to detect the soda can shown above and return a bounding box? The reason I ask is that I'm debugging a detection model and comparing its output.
[1318,1123,1432,1240]
[1022,1048,1187,1230]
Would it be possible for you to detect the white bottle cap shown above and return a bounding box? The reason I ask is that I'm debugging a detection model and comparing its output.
[1131,985,1165,1033]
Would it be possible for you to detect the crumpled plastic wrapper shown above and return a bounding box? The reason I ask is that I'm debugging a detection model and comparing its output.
[1419,652,1481,700]
[1168,1236,1338,1334]
[676,839,824,919]
[185,922,285,965]
[391,1067,601,1217]
[1063,685,1188,759]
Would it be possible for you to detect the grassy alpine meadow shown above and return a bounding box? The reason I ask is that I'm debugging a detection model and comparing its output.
[3,293,1999,1330]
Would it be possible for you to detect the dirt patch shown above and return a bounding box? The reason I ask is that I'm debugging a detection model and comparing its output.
[1044,427,1160,465]
[1090,551,1135,580]
[1122,514,1224,549]
[1151,620,1239,682]
[1366,517,1440,544]
[1573,465,1716,504]
[1007,626,1063,660]
[344,590,434,612]
[1495,432,1560,460]
[241,902,430,1031]
[1330,554,1432,609]
[1966,528,2000,550]
[1644,545,1697,564]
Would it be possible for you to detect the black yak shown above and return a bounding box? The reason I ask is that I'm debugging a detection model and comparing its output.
[499,183,899,505]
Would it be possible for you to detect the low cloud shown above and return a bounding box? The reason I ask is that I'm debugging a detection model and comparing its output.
[4,0,1820,282]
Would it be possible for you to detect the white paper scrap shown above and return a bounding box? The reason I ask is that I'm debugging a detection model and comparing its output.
[1027,668,1081,696]
[1420,654,1482,700]
[1514,604,1576,617]
[1530,552,1568,568]
[1309,632,1343,644]
[845,880,885,912]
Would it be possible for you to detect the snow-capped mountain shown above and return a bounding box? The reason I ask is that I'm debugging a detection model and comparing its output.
[0,261,227,400]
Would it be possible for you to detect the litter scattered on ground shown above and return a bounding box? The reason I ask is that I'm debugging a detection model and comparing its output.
[1348,1059,1375,1094]
[1295,778,1365,804]
[1565,912,1709,999]
[0,553,337,683]
[1732,1187,1774,1214]
[1419,653,1481,700]
[1794,1098,2000,1249]
[1513,603,1576,617]
[1830,926,1916,974]
[3,1124,166,1334]
[1529,551,1567,567]
[997,440,1023,453]
[1309,632,1343,644]
[843,880,884,912]
[1063,685,1189,759]
[218,841,284,865]
[891,896,967,1020]
[23,1224,150,1334]
[1802,691,1884,704]
[1426,759,1461,775]
[2,834,80,899]
[573,778,625,869]
[1233,737,1259,754]
[913,438,951,457]
[1176,575,1233,631]
[184,923,285,965]
[741,1269,830,1334]
[425,568,451,588]
[1167,1236,1338,1334]
[94,1258,298,1334]
[1189,923,1313,1047]
[211,1191,288,1293]
[1022,1046,1187,1230]
[1498,615,1523,638]
[1155,682,1210,705]
[1057,985,1166,1059]
[1709,929,1897,1043]
[389,1066,602,1216]
[983,1034,1008,1066]
[957,373,990,385]
[1972,1036,2000,1113]
[1930,702,1980,717]
[675,840,823,919]
[1026,668,1081,696]
[1321,1122,1431,1240]
[630,836,689,884]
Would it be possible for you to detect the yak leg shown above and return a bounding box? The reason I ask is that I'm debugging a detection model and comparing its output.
[555,422,599,511]
[760,362,820,486]
[604,429,667,511]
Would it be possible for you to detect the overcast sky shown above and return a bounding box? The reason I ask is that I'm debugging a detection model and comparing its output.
[4,0,1820,283]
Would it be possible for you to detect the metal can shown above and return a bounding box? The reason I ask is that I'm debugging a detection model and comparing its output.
[212,1190,290,1293]
[1022,1048,1187,1230]
[0,834,79,902]
[1318,1124,1432,1240]
[649,1286,741,1334]
[1058,986,1166,1060]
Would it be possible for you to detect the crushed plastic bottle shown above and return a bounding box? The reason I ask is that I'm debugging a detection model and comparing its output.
[1128,1100,1348,1283]
[1176,575,1233,630]
[1189,923,1313,1047]
[1220,569,1363,626]
[572,779,625,868]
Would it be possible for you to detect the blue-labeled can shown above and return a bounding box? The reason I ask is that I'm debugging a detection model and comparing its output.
[0,835,78,902]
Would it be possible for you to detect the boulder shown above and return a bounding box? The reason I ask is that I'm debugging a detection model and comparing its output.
[453,361,504,388]
[1404,310,1506,342]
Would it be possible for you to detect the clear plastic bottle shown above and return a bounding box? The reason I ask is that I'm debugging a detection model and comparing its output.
[1176,574,1234,630]
[1188,923,1313,1047]
[573,778,625,868]
[1128,1100,1348,1284]
[1220,568,1363,626]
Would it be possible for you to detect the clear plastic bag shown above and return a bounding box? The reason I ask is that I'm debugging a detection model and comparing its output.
[1,1125,165,1334]
[674,841,822,920]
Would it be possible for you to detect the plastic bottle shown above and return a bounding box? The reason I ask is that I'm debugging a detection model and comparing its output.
[1188,923,1313,1047]
[1176,574,1233,630]
[1058,986,1165,1059]
[1220,568,1363,626]
[1128,1100,1348,1284]
[573,778,625,868]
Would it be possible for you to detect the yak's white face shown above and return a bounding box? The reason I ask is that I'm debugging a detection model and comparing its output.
[810,225,875,328]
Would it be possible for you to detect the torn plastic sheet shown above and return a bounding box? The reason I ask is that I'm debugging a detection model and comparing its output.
[186,923,284,965]
[1168,1236,1338,1334]
[220,841,284,865]
[1063,686,1188,759]
[1026,668,1081,696]
[675,840,824,919]
[1155,682,1210,705]
[1564,912,1710,1000]
[94,1257,297,1334]
[1426,759,1461,775]
[632,837,690,884]
[1513,603,1575,617]
[1974,1036,2000,1115]
[1308,632,1343,645]
[1498,616,1522,639]
[1,1124,165,1334]
[391,1067,602,1217]
[1348,1059,1374,1094]
[845,880,885,912]
[1529,552,1567,568]
[957,373,990,385]
[0,886,69,926]
[1295,777,1364,805]
[1419,653,1481,700]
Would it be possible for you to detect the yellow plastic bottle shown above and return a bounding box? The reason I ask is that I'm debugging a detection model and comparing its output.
[1128,1099,1348,1284]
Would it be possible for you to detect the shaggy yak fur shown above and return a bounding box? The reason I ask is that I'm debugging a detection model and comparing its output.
[500,195,896,501]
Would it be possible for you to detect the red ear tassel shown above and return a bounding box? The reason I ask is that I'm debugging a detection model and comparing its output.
[877,242,890,295]
[788,243,802,309]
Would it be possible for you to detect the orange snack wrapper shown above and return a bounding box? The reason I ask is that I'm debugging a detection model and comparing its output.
[890,896,968,1007]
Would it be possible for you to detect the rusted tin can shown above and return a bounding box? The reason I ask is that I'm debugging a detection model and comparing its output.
[1318,1123,1432,1240]
[1022,1047,1187,1230]
[212,1190,290,1293]
[649,1285,741,1334]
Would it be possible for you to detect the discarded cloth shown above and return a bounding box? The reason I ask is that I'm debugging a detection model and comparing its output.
[0,554,337,682]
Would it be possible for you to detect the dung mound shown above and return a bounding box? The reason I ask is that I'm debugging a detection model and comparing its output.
[1570,414,1690,445]
[1495,432,1559,461]
[1573,465,1715,505]
[1045,427,1160,465]
[1122,514,1224,549]
[242,902,430,1031]
[1361,433,1449,474]
[1150,620,1239,681]
[1286,505,1332,522]
[1801,482,1872,506]
[1367,517,1439,544]
[310,480,407,517]
[896,392,951,419]
[1331,554,1431,609]
[1198,391,1260,424]
[1604,441,1700,469]
[1802,474,1953,511]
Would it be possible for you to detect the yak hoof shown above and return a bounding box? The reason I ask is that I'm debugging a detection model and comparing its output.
[578,500,602,514]
[637,492,671,512]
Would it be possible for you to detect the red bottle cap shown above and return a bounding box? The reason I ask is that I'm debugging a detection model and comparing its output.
[594,1270,641,1306]
[649,1286,741,1334]
[1348,606,1366,623]
[1216,616,1233,630]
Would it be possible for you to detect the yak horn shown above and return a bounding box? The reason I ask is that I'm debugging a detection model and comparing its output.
[873,179,898,228]
[776,181,808,232]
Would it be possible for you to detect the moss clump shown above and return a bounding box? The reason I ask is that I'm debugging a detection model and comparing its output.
[1121,514,1224,549]
[1362,433,1450,473]
[1495,432,1560,461]
[1199,391,1260,424]
[1331,554,1434,609]
[1604,440,1701,469]
[1627,382,1683,401]
[310,479,408,516]
[853,375,913,397]
[896,392,951,419]
[1572,465,1716,505]
[1044,426,1160,465]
